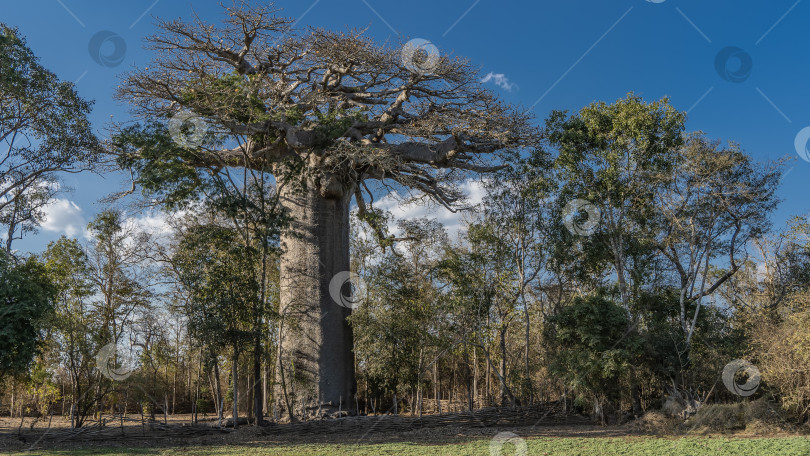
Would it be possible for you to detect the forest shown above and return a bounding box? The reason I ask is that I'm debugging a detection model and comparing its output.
[0,2,808,448]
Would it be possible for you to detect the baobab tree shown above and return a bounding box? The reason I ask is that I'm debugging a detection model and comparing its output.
[113,2,538,419]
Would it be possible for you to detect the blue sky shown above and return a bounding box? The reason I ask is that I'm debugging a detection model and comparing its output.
[4,0,809,252]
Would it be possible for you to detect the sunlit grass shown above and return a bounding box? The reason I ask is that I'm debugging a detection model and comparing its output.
[27,435,810,456]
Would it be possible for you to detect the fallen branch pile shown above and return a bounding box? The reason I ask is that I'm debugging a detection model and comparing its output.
[9,415,232,447]
[261,402,590,437]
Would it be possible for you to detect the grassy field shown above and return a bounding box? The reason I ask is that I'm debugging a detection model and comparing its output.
[22,436,810,456]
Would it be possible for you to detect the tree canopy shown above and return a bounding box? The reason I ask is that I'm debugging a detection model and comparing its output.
[0,24,99,252]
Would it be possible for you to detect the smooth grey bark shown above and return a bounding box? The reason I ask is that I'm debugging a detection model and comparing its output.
[275,180,356,419]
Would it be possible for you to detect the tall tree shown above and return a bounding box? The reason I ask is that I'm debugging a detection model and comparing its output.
[173,223,259,427]
[112,2,538,416]
[650,134,782,360]
[480,151,552,403]
[0,25,99,251]
[352,219,447,416]
[86,211,152,351]
[546,94,685,310]
[439,222,524,407]
[41,237,96,428]
[84,210,154,419]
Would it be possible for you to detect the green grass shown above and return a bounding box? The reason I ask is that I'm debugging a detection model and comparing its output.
[23,436,810,456]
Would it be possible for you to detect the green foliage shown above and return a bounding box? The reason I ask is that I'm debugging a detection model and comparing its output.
[352,219,447,401]
[545,295,642,410]
[0,24,98,162]
[352,254,433,395]
[548,93,685,184]
[86,210,152,345]
[174,224,259,351]
[24,361,61,417]
[545,94,686,303]
[179,72,269,124]
[0,24,98,251]
[111,120,287,253]
[40,236,95,362]
[355,206,394,249]
[196,398,213,414]
[0,252,56,378]
[312,108,369,149]
[39,236,98,426]
[112,122,208,209]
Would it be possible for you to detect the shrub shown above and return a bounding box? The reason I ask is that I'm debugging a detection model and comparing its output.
[544,295,643,424]
[751,308,810,423]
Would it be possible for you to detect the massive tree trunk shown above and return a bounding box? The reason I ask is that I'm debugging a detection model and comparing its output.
[275,179,356,420]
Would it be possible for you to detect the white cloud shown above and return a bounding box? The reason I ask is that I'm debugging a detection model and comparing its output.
[41,199,86,238]
[373,179,487,241]
[481,72,517,92]
[754,261,770,283]
[124,211,175,237]
[119,209,188,250]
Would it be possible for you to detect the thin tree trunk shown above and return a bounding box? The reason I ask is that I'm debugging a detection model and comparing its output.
[473,346,478,408]
[463,343,473,412]
[253,331,263,425]
[208,370,218,417]
[417,381,423,418]
[213,355,223,424]
[187,355,192,409]
[486,314,492,407]
[197,348,204,423]
[173,331,179,414]
[524,303,531,404]
[479,342,516,406]
[262,361,268,419]
[500,327,509,406]
[434,361,441,414]
[232,347,239,429]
